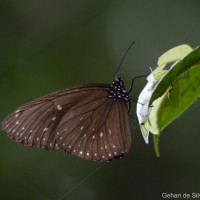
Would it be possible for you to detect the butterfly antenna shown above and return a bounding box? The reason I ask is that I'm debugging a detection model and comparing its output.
[117,41,135,74]
[59,163,106,200]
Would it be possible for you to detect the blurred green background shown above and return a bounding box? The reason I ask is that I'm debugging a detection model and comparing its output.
[0,1,200,200]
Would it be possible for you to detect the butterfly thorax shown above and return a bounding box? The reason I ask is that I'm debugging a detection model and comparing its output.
[108,76,129,102]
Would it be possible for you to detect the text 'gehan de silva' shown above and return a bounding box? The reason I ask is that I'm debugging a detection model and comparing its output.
[162,193,200,199]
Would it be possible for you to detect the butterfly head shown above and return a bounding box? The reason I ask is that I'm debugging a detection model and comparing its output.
[108,75,129,102]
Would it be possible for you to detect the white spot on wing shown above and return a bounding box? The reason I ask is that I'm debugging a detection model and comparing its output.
[57,105,62,110]
[52,117,56,121]
[100,132,103,137]
[16,121,19,125]
[43,128,48,132]
[86,152,90,156]
[79,151,83,155]
[80,126,84,130]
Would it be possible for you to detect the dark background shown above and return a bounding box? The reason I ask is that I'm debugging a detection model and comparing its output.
[0,1,200,200]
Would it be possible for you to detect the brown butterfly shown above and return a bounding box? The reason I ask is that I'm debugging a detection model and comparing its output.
[1,75,131,162]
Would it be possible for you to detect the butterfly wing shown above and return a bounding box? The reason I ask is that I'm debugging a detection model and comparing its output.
[1,84,131,161]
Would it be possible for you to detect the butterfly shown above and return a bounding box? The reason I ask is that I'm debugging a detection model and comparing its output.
[1,75,132,162]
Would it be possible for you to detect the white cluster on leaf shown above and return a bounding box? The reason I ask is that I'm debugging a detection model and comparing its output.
[137,44,193,144]
[136,72,158,144]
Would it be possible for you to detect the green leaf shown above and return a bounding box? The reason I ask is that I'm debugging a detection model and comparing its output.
[157,44,192,68]
[150,45,200,105]
[137,44,194,143]
[147,46,200,135]
[150,63,200,134]
[137,44,200,157]
[153,44,192,80]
